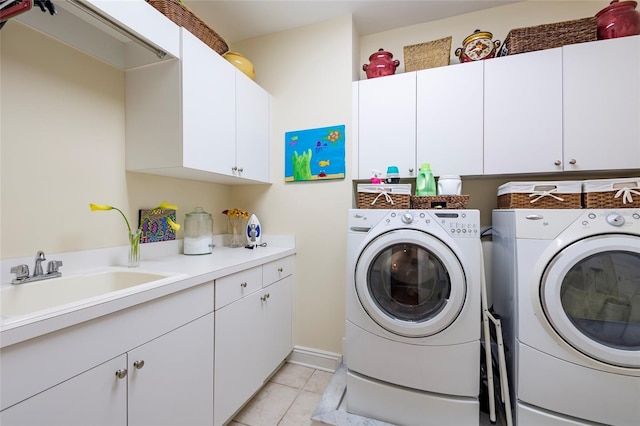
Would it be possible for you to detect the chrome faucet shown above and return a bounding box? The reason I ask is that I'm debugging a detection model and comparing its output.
[33,250,46,277]
[10,251,63,284]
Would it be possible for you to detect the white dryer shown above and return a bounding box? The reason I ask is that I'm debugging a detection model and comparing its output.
[492,209,640,425]
[345,209,482,425]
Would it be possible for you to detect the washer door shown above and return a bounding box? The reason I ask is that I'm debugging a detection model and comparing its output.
[541,235,640,368]
[355,229,466,337]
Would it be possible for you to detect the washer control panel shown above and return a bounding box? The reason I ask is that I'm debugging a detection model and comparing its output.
[383,210,480,238]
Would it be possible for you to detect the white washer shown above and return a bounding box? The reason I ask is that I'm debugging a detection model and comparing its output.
[345,209,482,425]
[492,209,640,425]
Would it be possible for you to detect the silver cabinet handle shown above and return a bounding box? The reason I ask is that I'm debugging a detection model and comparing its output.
[569,159,577,165]
[408,168,414,173]
[237,167,243,173]
[240,282,247,288]
[232,166,238,172]
[554,160,561,166]
[115,369,128,379]
[277,267,283,273]
[260,293,270,302]
[133,360,145,370]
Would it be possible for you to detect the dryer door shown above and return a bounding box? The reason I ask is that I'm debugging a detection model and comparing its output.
[355,229,466,337]
[541,234,640,368]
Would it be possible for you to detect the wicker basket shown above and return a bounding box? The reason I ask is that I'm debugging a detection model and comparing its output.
[146,0,229,55]
[582,178,640,209]
[497,181,582,209]
[411,195,469,210]
[498,16,597,56]
[357,184,411,209]
[403,36,452,72]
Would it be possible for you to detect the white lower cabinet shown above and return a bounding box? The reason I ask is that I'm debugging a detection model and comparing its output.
[214,256,295,426]
[0,283,215,426]
[0,355,127,426]
[1,314,214,426]
[128,313,214,426]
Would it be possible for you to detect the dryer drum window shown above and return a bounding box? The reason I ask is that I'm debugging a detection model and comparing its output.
[559,250,640,351]
[367,243,451,322]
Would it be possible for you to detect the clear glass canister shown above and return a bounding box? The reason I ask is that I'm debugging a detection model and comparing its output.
[184,207,213,255]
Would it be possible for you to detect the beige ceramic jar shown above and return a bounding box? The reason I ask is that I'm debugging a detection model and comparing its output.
[223,51,255,80]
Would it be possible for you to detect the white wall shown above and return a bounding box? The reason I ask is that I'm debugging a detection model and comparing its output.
[0,22,231,258]
[231,15,355,354]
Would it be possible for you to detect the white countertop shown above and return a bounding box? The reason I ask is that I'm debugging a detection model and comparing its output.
[0,235,295,348]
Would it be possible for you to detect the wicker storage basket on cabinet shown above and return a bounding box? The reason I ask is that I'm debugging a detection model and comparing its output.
[357,184,411,209]
[146,0,229,55]
[497,181,582,209]
[498,16,597,56]
[582,177,640,209]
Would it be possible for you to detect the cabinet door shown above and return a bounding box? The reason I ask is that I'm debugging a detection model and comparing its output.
[0,355,127,426]
[563,35,640,171]
[236,71,271,182]
[358,72,417,178]
[128,313,214,426]
[484,48,563,174]
[416,61,484,176]
[214,291,264,426]
[261,275,294,377]
[181,29,236,175]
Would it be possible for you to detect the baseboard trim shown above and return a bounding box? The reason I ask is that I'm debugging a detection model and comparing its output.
[287,345,343,373]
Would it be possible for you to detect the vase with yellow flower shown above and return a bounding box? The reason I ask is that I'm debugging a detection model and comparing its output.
[90,201,181,267]
[222,208,249,248]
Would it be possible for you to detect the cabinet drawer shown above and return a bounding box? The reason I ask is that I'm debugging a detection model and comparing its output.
[263,256,295,287]
[215,267,262,310]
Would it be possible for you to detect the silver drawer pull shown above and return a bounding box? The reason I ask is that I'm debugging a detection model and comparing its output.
[115,369,128,379]
[133,360,145,370]
[277,267,283,273]
[240,282,247,288]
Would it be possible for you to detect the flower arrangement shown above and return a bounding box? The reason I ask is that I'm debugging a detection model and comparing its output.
[222,208,249,247]
[89,201,181,266]
[221,208,249,219]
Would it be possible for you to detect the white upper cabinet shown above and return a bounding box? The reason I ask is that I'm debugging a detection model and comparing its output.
[235,71,271,182]
[416,61,484,177]
[15,0,180,70]
[484,47,564,175]
[126,28,271,184]
[357,72,417,179]
[563,35,640,171]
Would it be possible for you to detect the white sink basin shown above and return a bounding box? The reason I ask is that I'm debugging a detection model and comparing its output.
[0,269,183,318]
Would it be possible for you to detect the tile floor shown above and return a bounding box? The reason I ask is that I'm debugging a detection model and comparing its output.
[230,362,334,426]
[229,362,503,426]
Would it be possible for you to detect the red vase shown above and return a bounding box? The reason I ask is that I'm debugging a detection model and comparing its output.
[363,48,400,79]
[596,0,640,39]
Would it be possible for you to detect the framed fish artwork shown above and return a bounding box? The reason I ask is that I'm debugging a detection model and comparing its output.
[285,124,345,182]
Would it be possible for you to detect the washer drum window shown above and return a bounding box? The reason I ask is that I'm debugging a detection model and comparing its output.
[542,235,640,368]
[355,229,467,338]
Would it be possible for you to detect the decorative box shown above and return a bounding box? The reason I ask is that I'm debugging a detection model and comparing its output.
[582,177,640,209]
[497,181,582,209]
[357,184,411,209]
[403,36,452,72]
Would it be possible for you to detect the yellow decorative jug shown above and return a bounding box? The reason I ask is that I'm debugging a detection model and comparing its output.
[223,51,255,80]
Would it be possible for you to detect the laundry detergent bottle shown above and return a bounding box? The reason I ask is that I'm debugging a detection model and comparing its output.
[416,163,437,196]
